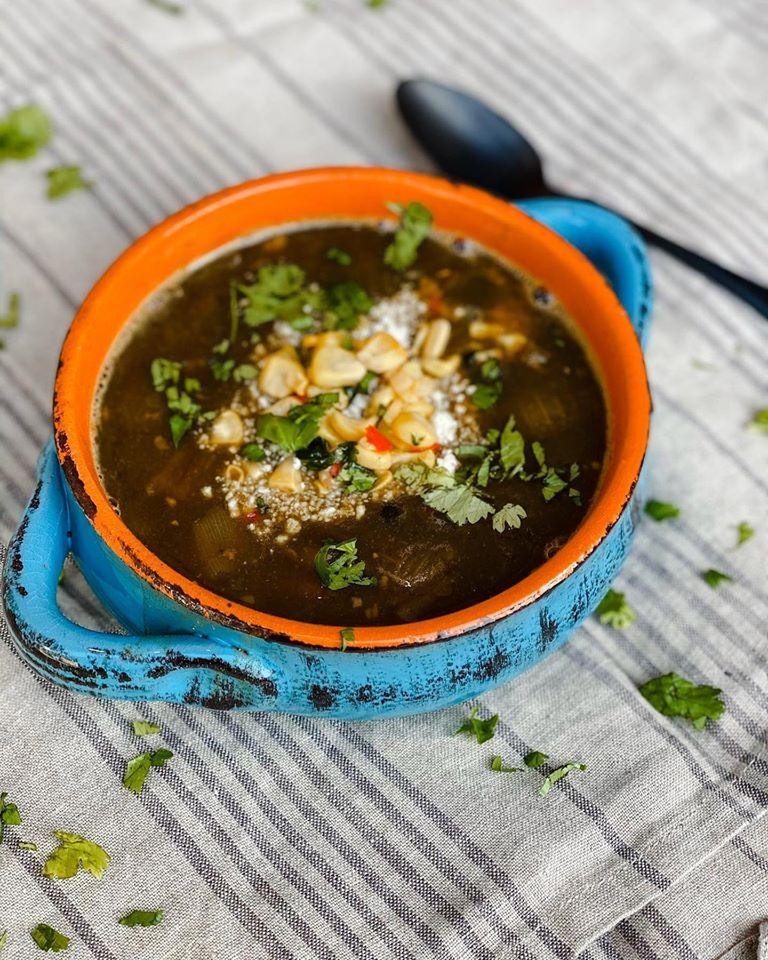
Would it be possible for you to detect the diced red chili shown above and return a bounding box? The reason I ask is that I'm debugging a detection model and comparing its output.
[243,509,263,525]
[329,462,342,478]
[365,425,394,452]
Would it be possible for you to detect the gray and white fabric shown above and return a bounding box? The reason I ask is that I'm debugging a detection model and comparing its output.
[2,1,768,957]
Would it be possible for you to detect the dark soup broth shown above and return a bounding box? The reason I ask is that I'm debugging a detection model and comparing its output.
[96,204,607,628]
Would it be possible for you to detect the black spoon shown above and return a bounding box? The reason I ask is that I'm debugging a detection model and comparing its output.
[397,79,768,320]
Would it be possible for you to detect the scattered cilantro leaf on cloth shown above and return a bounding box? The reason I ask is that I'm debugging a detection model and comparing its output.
[0,105,51,161]
[644,499,680,522]
[131,720,161,737]
[315,539,377,591]
[748,408,768,434]
[0,792,21,844]
[384,201,432,271]
[19,840,38,851]
[492,503,527,532]
[123,749,173,794]
[638,672,724,729]
[524,751,549,768]
[490,756,520,773]
[119,909,164,927]
[46,165,92,200]
[43,832,110,880]
[456,707,498,744]
[538,762,587,798]
[0,293,20,330]
[736,522,754,546]
[340,627,356,651]
[0,931,6,951]
[701,568,732,589]
[145,0,184,13]
[30,925,69,953]
[596,589,635,628]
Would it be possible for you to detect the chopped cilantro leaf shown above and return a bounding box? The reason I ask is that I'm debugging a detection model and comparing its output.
[596,589,635,628]
[241,443,266,462]
[748,408,768,434]
[384,201,433,271]
[338,460,377,493]
[131,720,161,737]
[46,165,92,200]
[638,672,724,729]
[0,105,51,162]
[145,0,183,12]
[423,484,494,526]
[119,909,164,927]
[524,751,549,768]
[43,831,110,880]
[490,755,520,773]
[499,415,525,473]
[150,357,181,391]
[315,539,377,591]
[492,503,527,532]
[256,393,338,454]
[541,468,567,501]
[471,358,503,410]
[644,499,680,522]
[0,792,21,844]
[123,749,173,794]
[701,568,732,589]
[736,521,754,546]
[538,762,587,797]
[326,247,352,266]
[455,707,498,744]
[30,924,69,953]
[324,281,373,331]
[233,363,258,382]
[340,627,355,651]
[210,357,235,381]
[236,264,323,329]
[0,292,20,330]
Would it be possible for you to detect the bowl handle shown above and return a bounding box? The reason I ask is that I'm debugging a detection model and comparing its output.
[3,441,279,707]
[517,198,653,347]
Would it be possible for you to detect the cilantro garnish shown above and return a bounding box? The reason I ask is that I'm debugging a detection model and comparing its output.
[119,910,164,927]
[256,393,338,453]
[241,443,266,462]
[748,408,768,434]
[644,499,680,522]
[315,539,376,591]
[596,589,635,628]
[30,924,69,953]
[538,762,587,797]
[499,416,525,473]
[235,264,323,329]
[326,247,352,266]
[131,720,160,737]
[0,292,20,334]
[123,749,173,795]
[384,201,433,271]
[145,0,183,12]
[0,105,51,162]
[638,672,724,729]
[455,707,498,744]
[0,792,21,844]
[422,483,494,526]
[490,756,520,773]
[45,165,92,200]
[736,522,754,546]
[701,568,732,589]
[43,832,110,880]
[149,358,204,446]
[524,750,549,768]
[340,627,356,651]
[471,357,503,410]
[338,460,377,493]
[324,281,373,331]
[492,503,527,532]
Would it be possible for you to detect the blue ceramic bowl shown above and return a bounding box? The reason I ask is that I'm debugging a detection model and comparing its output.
[2,171,652,718]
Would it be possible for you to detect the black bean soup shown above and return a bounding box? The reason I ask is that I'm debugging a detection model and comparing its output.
[96,205,606,630]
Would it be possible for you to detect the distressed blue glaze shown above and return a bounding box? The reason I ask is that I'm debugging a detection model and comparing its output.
[2,200,652,718]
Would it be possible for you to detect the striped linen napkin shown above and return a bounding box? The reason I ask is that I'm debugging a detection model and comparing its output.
[1,1,768,957]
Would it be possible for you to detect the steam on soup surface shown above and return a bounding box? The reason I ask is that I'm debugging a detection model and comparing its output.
[96,203,606,630]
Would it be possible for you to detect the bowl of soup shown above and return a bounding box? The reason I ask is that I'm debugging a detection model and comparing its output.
[3,168,651,717]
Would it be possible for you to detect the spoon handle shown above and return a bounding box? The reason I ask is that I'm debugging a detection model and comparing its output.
[632,222,768,318]
[551,191,768,318]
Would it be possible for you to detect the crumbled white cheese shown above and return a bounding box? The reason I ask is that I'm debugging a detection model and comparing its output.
[437,450,459,474]
[272,320,302,346]
[368,287,426,347]
[433,409,458,445]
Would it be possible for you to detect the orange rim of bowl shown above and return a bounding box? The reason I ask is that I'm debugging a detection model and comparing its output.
[54,167,651,650]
